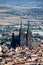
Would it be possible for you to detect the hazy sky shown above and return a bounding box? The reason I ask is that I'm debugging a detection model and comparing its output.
[0,0,43,25]
[0,0,43,8]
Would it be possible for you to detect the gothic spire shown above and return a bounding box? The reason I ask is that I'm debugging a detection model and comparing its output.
[27,21,30,35]
[20,18,22,29]
[19,19,23,34]
[28,21,30,30]
[26,21,32,49]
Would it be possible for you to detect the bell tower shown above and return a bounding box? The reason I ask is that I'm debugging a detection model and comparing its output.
[26,21,32,49]
[19,20,26,48]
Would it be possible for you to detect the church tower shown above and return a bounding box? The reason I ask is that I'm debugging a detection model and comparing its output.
[11,33,16,49]
[19,20,26,48]
[26,21,32,49]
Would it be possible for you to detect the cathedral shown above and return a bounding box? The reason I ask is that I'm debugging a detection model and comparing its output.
[11,21,33,49]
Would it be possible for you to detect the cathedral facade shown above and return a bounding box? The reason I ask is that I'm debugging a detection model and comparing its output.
[11,21,32,49]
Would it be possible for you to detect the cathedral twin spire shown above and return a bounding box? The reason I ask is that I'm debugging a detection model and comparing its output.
[20,20,30,34]
[19,20,32,49]
[11,19,32,49]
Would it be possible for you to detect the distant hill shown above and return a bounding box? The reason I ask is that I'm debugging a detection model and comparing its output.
[0,0,43,24]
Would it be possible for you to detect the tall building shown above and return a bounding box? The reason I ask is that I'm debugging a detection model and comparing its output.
[11,32,20,49]
[26,21,32,49]
[11,33,17,49]
[19,20,26,48]
[11,20,32,49]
